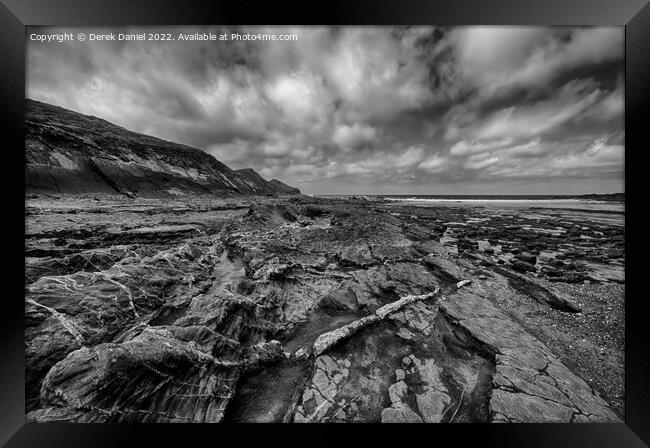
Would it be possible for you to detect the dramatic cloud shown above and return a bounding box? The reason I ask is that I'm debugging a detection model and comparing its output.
[332,124,379,150]
[27,26,624,194]
[450,27,623,96]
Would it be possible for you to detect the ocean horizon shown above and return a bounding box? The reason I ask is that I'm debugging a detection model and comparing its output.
[315,193,625,212]
[318,193,624,200]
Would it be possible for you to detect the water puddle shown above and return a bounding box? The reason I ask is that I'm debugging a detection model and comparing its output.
[207,250,246,295]
[149,249,247,327]
[223,359,312,423]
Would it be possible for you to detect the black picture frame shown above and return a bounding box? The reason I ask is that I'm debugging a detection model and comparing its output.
[1,0,648,446]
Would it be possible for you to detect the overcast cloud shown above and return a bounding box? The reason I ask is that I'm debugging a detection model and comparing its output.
[27,26,624,194]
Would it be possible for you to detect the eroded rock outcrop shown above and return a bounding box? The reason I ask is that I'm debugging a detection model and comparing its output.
[29,326,241,422]
[25,194,624,423]
[25,243,214,409]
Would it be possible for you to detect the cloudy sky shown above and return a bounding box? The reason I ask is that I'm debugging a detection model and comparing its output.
[27,26,624,195]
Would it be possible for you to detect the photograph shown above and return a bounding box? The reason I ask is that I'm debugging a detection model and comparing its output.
[23,25,625,424]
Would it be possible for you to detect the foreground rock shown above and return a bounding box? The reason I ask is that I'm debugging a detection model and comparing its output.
[29,327,239,422]
[25,194,624,422]
[440,288,618,422]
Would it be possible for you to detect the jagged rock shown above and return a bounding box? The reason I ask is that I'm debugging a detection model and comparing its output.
[381,404,424,423]
[318,288,358,313]
[495,267,582,313]
[244,340,287,366]
[411,357,451,423]
[388,381,409,404]
[25,191,624,423]
[337,263,440,310]
[25,246,135,283]
[542,267,563,277]
[389,301,437,337]
[421,256,463,282]
[243,203,299,226]
[303,205,329,217]
[604,248,623,259]
[28,327,240,423]
[511,260,536,273]
[515,252,537,264]
[293,355,351,423]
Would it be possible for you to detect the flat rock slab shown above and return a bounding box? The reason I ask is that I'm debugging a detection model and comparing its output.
[440,290,620,423]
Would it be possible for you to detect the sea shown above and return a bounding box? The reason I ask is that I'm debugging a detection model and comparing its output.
[318,194,625,213]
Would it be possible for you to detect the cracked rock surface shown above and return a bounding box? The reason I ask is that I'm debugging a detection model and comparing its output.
[25,194,624,422]
[440,288,619,422]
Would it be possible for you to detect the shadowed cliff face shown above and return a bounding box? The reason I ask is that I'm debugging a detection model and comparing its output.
[268,179,301,195]
[24,195,624,423]
[24,99,300,198]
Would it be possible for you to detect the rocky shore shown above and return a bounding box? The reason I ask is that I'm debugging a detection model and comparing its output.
[24,193,624,423]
